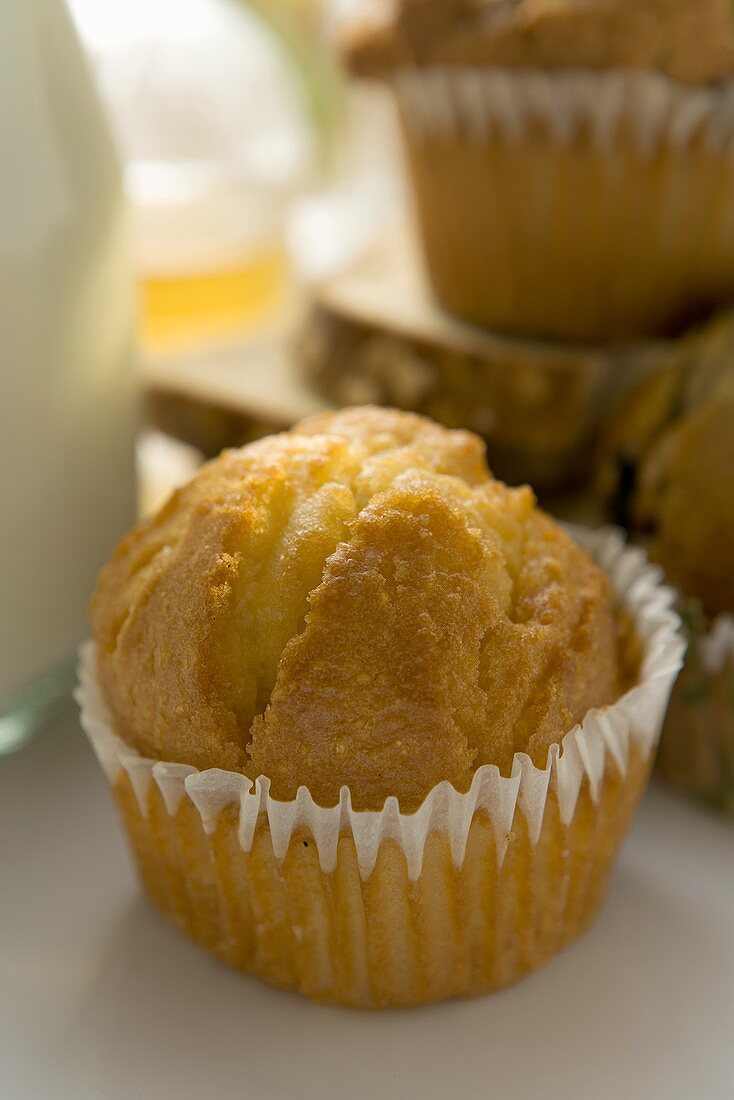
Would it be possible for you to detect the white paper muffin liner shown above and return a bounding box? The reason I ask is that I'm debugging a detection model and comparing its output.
[77,526,684,881]
[394,67,734,153]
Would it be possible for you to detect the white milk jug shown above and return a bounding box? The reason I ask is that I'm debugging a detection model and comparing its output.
[0,0,136,736]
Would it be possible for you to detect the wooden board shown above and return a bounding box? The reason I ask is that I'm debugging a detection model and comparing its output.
[143,326,332,458]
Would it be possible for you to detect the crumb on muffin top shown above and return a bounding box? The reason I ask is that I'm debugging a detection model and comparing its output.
[343,0,734,85]
[91,406,623,811]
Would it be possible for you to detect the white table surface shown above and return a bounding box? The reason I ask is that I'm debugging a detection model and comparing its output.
[3,707,733,1100]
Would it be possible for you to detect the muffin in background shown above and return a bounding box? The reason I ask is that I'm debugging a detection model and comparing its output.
[81,408,683,1006]
[343,0,734,341]
[598,313,734,811]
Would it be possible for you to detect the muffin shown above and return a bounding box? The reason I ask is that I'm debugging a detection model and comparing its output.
[598,314,734,811]
[80,407,683,1006]
[344,0,734,341]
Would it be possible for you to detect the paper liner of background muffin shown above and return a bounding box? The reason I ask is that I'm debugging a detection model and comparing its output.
[656,605,734,814]
[391,67,734,341]
[76,527,684,1007]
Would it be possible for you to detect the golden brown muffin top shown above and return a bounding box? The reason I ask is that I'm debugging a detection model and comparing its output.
[92,406,622,811]
[344,0,734,84]
[598,311,734,617]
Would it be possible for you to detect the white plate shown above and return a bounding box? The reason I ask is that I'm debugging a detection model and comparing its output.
[3,709,733,1099]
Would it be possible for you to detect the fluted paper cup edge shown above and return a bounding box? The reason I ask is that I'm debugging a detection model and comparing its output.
[393,66,734,154]
[76,525,684,880]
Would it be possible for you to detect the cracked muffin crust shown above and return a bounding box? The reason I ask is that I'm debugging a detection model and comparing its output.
[345,0,734,84]
[91,407,623,811]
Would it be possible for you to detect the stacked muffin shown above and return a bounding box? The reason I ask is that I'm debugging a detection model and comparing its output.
[344,0,734,340]
[337,0,734,814]
[302,0,734,492]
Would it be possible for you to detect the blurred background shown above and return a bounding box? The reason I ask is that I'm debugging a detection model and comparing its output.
[69,0,405,512]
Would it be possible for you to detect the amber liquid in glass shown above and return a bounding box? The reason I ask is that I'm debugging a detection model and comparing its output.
[140,242,289,351]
